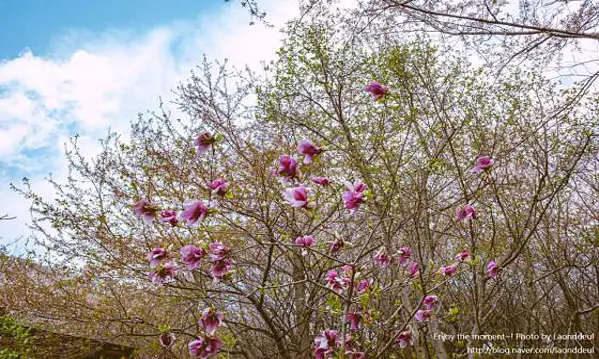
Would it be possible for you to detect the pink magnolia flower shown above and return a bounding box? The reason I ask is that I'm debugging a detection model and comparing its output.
[180,245,206,271]
[397,246,412,265]
[199,307,223,336]
[357,279,372,294]
[209,178,228,197]
[312,177,330,186]
[329,237,344,253]
[313,329,340,359]
[159,210,179,226]
[158,333,175,348]
[395,330,414,348]
[364,80,389,101]
[295,236,314,255]
[133,199,158,224]
[423,295,439,309]
[347,312,361,331]
[441,264,458,277]
[326,270,350,294]
[208,242,231,261]
[210,259,232,280]
[274,154,298,180]
[297,139,323,164]
[374,247,392,268]
[147,248,167,267]
[342,182,367,214]
[456,204,477,222]
[188,337,222,358]
[415,309,432,322]
[284,185,310,209]
[149,262,177,286]
[409,261,420,278]
[487,261,500,278]
[456,248,469,262]
[182,200,209,225]
[194,132,216,154]
[472,155,494,174]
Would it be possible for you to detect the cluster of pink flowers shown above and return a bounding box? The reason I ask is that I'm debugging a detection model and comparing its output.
[145,242,232,285]
[324,265,375,297]
[415,294,440,322]
[456,204,477,222]
[134,196,223,228]
[295,235,315,255]
[342,182,367,214]
[440,248,470,278]
[372,246,419,278]
[187,307,224,357]
[274,139,372,215]
[313,329,365,359]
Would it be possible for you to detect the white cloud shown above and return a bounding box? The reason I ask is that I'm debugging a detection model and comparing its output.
[0,0,301,251]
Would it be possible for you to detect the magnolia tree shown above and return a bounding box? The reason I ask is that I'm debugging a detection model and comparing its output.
[5,5,599,359]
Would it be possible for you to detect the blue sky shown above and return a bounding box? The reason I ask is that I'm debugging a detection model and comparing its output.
[0,0,296,250]
[0,0,219,58]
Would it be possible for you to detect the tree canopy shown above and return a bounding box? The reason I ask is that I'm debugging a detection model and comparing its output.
[2,2,598,359]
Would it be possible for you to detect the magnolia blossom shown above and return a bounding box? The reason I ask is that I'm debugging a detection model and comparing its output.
[199,307,224,336]
[347,312,361,331]
[147,248,167,267]
[312,177,330,186]
[456,248,470,262]
[441,264,458,277]
[159,210,179,227]
[364,80,389,101]
[313,329,340,359]
[133,199,158,224]
[208,242,231,261]
[397,246,412,265]
[209,178,228,197]
[194,132,216,154]
[374,247,392,268]
[158,333,175,348]
[297,139,323,164]
[456,204,477,222]
[409,261,420,278]
[415,309,432,322]
[329,237,344,253]
[487,261,500,278]
[284,185,310,209]
[210,259,232,281]
[395,330,414,348]
[357,279,372,294]
[274,154,298,180]
[295,236,314,256]
[472,155,494,174]
[423,295,439,309]
[342,182,367,213]
[326,270,350,294]
[180,245,206,271]
[149,262,178,286]
[182,200,209,225]
[188,337,223,358]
